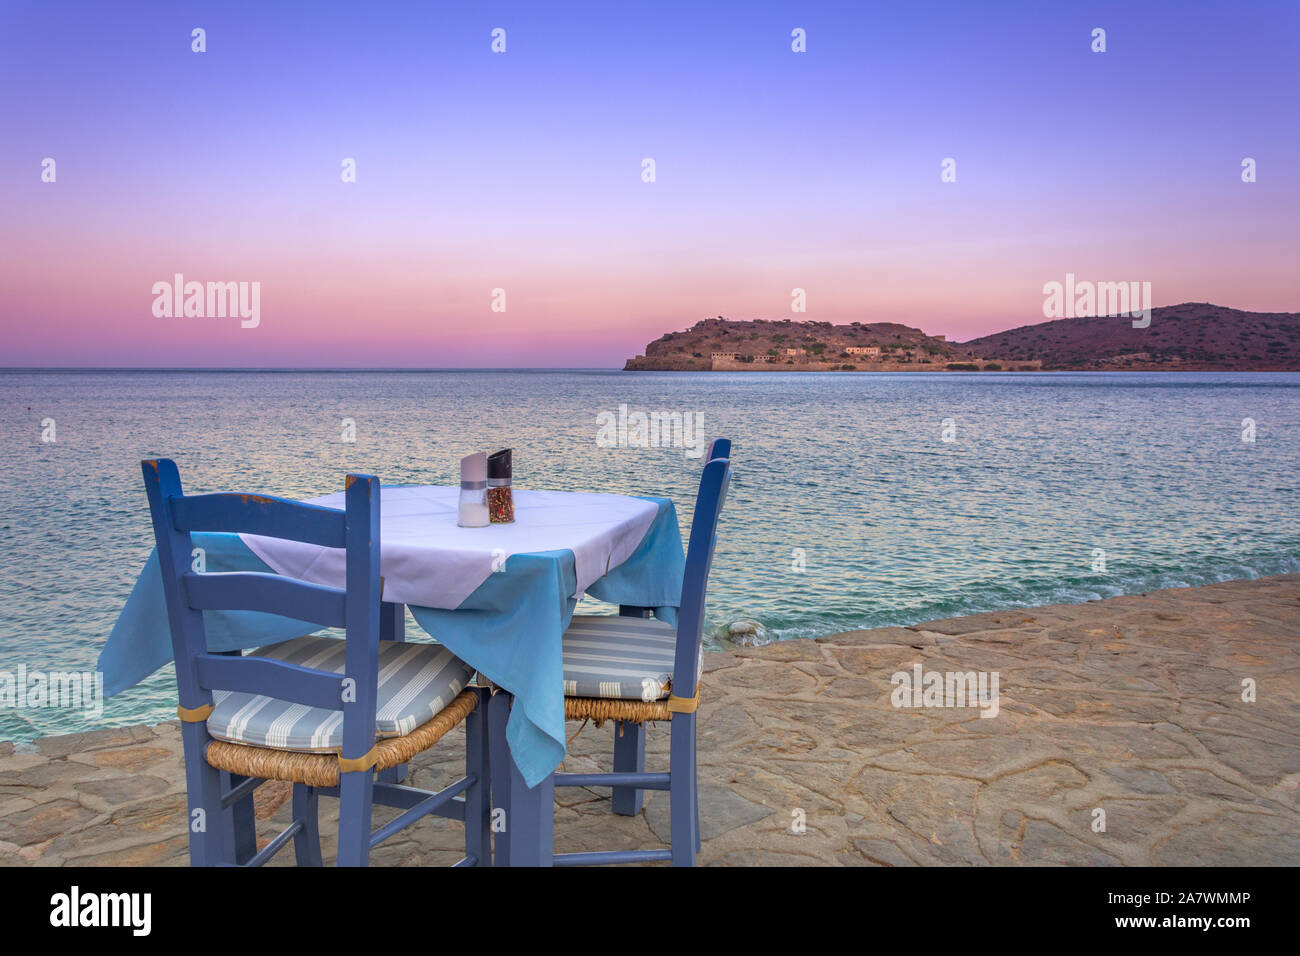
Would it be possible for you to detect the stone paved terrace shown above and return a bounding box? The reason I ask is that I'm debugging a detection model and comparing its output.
[2,576,1298,866]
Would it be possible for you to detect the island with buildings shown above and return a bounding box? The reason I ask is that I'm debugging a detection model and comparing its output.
[623,304,1300,372]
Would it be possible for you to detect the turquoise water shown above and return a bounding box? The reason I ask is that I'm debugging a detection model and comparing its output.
[1,369,1297,741]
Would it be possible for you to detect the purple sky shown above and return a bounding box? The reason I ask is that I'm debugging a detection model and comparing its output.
[2,0,1297,367]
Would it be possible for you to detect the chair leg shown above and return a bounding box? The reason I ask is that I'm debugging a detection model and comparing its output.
[182,722,229,866]
[491,691,554,866]
[487,690,513,864]
[505,760,555,866]
[377,603,409,785]
[612,721,646,815]
[695,763,702,853]
[336,770,374,866]
[669,714,698,867]
[464,687,492,866]
[293,784,323,866]
[226,771,258,864]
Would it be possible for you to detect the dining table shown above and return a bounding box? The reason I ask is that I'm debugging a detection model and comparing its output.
[99,482,687,866]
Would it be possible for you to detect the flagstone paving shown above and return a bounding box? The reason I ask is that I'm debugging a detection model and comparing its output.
[2,576,1297,866]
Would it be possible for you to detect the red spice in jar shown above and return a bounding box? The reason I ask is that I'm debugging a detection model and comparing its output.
[487,485,514,523]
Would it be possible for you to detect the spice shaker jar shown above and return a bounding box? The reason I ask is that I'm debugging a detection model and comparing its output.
[457,452,490,528]
[487,448,514,524]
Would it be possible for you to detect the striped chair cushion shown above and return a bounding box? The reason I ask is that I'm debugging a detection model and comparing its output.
[206,635,474,752]
[562,615,681,702]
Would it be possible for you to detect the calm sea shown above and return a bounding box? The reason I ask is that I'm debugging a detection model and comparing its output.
[2,369,1297,740]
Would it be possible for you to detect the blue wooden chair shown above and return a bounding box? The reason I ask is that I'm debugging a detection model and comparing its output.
[545,439,732,866]
[142,459,490,866]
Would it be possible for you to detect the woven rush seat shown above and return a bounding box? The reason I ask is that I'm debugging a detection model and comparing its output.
[206,689,479,788]
[564,694,673,726]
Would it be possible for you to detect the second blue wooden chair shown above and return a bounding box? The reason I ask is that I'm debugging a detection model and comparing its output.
[492,439,732,866]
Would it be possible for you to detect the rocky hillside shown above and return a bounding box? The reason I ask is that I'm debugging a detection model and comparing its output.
[962,303,1300,370]
[624,305,1300,371]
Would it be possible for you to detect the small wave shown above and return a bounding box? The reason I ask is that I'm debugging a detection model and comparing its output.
[710,551,1300,645]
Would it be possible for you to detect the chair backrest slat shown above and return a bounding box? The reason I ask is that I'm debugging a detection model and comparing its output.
[182,572,347,629]
[671,446,732,698]
[171,492,347,547]
[141,458,379,748]
[194,654,346,712]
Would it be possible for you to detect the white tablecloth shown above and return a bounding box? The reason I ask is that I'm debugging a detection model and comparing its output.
[240,485,660,610]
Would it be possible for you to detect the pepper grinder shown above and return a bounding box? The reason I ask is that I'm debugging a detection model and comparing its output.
[457,452,490,527]
[487,448,514,523]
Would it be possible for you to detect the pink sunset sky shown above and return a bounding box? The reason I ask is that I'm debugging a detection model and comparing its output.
[2,1,1297,368]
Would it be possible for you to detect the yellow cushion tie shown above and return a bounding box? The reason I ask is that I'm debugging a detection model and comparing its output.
[177,702,214,723]
[666,688,700,714]
[337,746,381,774]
